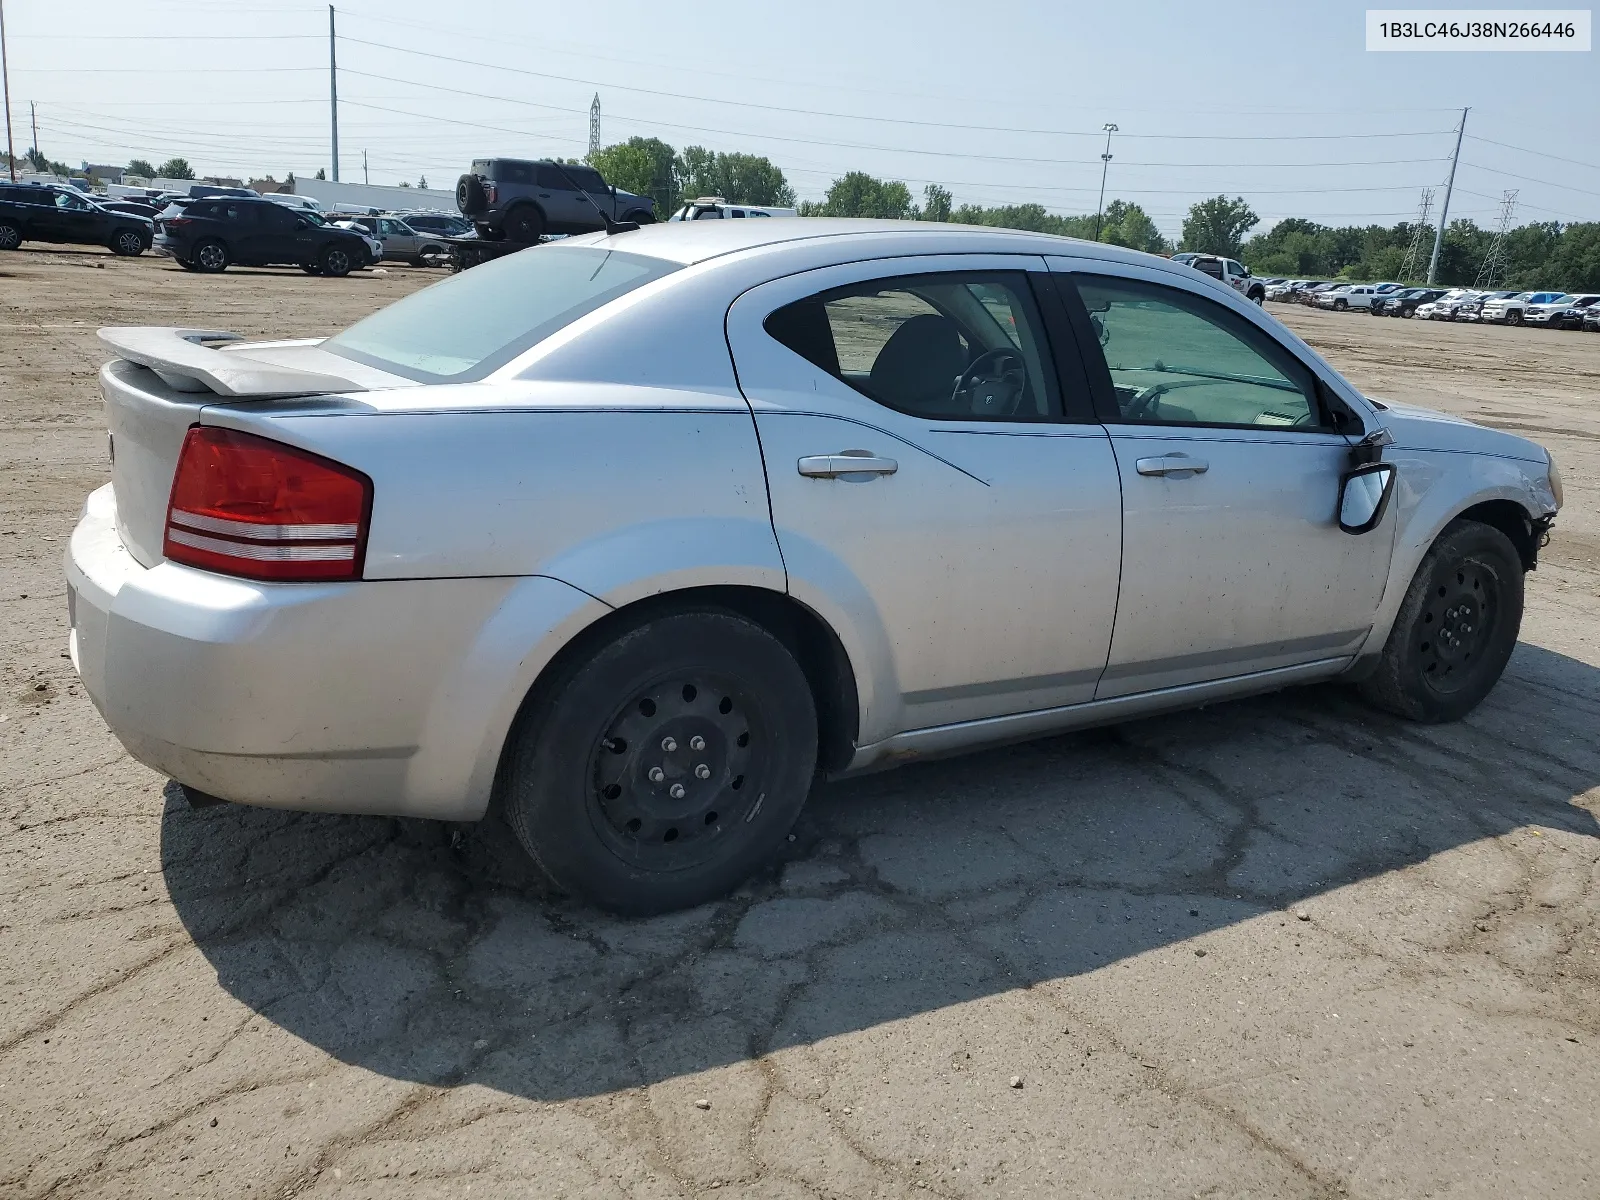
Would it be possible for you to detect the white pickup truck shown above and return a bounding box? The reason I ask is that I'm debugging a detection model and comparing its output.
[1175,254,1266,303]
[1479,291,1567,325]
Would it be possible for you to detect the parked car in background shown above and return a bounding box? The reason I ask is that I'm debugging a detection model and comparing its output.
[668,197,800,221]
[153,196,370,274]
[1585,305,1600,332]
[456,157,656,241]
[0,183,152,255]
[401,212,474,239]
[96,199,160,221]
[1372,287,1446,317]
[67,219,1562,914]
[1183,254,1267,303]
[1479,291,1566,325]
[1452,290,1517,322]
[1298,282,1341,305]
[1417,289,1475,320]
[338,214,449,266]
[1266,279,1302,300]
[1524,294,1600,328]
[1316,284,1379,311]
[264,194,325,213]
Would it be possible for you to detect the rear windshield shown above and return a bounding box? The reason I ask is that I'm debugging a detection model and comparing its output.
[324,246,679,382]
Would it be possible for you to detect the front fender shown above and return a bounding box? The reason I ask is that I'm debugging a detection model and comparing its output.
[1356,448,1555,660]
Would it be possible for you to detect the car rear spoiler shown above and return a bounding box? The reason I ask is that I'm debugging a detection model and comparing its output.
[97,327,368,398]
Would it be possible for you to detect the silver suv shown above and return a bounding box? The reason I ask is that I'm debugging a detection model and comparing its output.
[455,158,655,242]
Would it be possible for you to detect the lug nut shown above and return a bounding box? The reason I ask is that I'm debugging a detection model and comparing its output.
[669,783,686,799]
[1461,624,1472,634]
[648,766,665,783]
[661,737,678,752]
[690,735,706,751]
[695,763,711,779]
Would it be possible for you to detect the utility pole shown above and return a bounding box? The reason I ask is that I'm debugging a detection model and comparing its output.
[1093,123,1117,241]
[1426,106,1467,285]
[328,5,340,182]
[362,149,368,185]
[29,97,36,158]
[1,0,16,182]
[588,94,601,159]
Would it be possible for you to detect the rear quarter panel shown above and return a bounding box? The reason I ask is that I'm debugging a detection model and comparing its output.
[202,383,786,602]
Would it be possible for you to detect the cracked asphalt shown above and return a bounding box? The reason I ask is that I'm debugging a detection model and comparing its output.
[3,250,1599,1198]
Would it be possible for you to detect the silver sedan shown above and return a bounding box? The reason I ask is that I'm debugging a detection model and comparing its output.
[65,220,1563,913]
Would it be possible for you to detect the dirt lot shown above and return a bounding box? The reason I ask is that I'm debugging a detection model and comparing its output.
[2,247,1598,1199]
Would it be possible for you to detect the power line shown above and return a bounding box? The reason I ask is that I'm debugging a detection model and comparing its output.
[1463,133,1600,174]
[335,35,1457,142]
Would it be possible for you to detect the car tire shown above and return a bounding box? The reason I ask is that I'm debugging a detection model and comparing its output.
[621,209,656,226]
[0,221,23,250]
[110,228,146,256]
[319,244,354,277]
[1333,298,1348,311]
[504,205,545,243]
[192,239,229,273]
[1358,520,1524,723]
[501,609,819,915]
[1248,287,1264,305]
[1506,310,1522,325]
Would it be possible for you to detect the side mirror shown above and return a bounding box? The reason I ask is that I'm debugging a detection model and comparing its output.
[1338,462,1396,535]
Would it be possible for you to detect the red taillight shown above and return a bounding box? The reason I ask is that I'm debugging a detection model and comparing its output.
[163,216,192,228]
[163,426,372,582]
[486,183,498,204]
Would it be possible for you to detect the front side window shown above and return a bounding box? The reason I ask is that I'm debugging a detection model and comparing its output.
[764,272,1058,421]
[325,245,679,382]
[1075,275,1321,429]
[1226,260,1246,277]
[55,192,90,211]
[536,165,570,190]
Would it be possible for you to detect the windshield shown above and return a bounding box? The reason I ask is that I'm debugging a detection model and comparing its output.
[325,245,680,382]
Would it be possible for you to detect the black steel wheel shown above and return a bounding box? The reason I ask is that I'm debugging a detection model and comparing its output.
[503,609,818,914]
[1358,520,1524,722]
[192,239,229,273]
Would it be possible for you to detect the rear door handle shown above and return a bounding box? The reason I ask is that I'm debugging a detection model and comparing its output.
[797,452,899,478]
[1135,454,1209,477]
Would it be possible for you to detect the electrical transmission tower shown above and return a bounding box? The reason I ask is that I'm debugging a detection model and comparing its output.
[588,94,601,158]
[1399,188,1434,282]
[1474,190,1519,289]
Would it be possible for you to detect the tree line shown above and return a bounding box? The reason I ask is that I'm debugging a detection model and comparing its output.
[16,137,1596,291]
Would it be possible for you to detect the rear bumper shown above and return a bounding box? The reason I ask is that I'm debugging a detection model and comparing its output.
[66,484,609,821]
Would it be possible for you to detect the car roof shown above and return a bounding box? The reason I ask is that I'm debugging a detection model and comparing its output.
[559,218,1169,270]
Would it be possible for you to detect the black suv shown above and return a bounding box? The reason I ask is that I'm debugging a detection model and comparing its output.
[153,197,371,275]
[455,158,655,241]
[0,183,152,256]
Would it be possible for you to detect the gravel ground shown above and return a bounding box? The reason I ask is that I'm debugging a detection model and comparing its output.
[2,247,1597,1199]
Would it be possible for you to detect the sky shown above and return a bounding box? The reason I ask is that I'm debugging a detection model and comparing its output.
[3,0,1596,239]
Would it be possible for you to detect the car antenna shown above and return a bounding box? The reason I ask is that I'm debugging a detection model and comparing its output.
[550,162,639,236]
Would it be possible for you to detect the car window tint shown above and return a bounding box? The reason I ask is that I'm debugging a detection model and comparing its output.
[1075,275,1319,429]
[1226,260,1246,276]
[536,165,570,189]
[765,272,1057,422]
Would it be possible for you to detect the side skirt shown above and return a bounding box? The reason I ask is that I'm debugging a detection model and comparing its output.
[840,657,1352,775]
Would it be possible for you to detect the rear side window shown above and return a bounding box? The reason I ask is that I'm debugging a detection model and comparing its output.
[536,165,570,189]
[325,246,679,382]
[764,272,1059,422]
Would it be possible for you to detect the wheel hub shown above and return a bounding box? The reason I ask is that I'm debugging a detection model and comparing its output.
[590,678,757,863]
[1417,563,1495,692]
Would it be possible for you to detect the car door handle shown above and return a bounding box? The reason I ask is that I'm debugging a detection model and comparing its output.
[797,452,899,478]
[1135,454,1209,477]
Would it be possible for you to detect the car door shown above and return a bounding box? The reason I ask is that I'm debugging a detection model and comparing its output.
[534,165,583,229]
[1048,258,1394,698]
[36,190,95,241]
[726,254,1123,741]
[377,219,415,258]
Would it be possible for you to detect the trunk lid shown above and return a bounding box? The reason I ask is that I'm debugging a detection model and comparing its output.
[99,328,414,567]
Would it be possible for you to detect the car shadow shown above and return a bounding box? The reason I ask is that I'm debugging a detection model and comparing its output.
[162,641,1600,1101]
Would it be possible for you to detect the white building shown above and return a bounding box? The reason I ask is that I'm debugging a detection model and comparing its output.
[292,178,457,214]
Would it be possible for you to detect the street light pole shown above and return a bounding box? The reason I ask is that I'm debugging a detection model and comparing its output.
[1093,123,1118,241]
[1,0,17,182]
